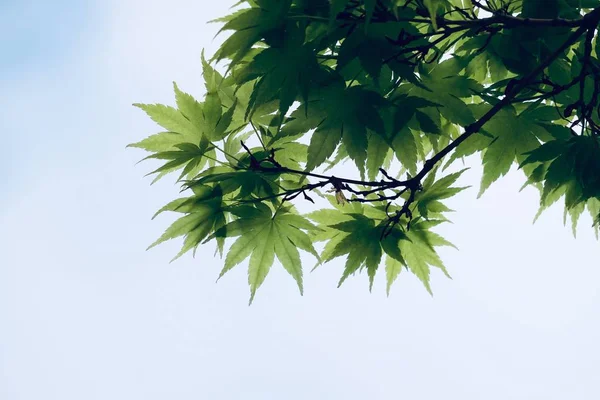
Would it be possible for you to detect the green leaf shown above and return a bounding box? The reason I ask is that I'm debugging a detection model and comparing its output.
[133,103,200,140]
[321,214,385,289]
[405,63,481,126]
[141,141,212,180]
[329,0,349,23]
[147,213,205,250]
[173,82,206,131]
[415,110,441,135]
[235,25,319,118]
[366,132,390,180]
[342,118,368,177]
[423,0,444,30]
[385,256,404,296]
[222,229,263,277]
[204,91,222,128]
[417,169,468,219]
[269,102,327,146]
[307,209,353,226]
[519,140,565,168]
[213,1,293,68]
[477,106,541,196]
[248,223,275,304]
[399,221,454,294]
[211,100,237,141]
[127,132,183,152]
[216,208,318,303]
[306,121,343,171]
[273,226,304,294]
[152,185,218,219]
[391,126,418,175]
[148,203,218,250]
[363,0,376,27]
[171,219,214,262]
[305,84,385,172]
[445,131,492,168]
[277,214,321,261]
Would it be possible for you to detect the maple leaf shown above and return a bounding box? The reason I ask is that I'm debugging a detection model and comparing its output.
[213,0,293,68]
[400,59,483,126]
[416,168,469,220]
[235,24,321,118]
[475,105,543,196]
[147,186,225,261]
[324,214,385,291]
[210,205,319,303]
[520,135,600,231]
[399,219,455,294]
[305,84,386,174]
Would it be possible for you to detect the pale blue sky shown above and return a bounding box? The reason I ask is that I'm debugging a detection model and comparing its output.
[1,1,599,399]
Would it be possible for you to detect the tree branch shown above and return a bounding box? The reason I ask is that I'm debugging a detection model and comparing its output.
[414,10,600,184]
[229,6,600,233]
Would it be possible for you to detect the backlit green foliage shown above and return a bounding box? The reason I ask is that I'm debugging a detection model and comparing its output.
[130,0,600,303]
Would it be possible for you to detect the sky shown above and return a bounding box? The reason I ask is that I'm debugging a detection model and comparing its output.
[1,1,599,399]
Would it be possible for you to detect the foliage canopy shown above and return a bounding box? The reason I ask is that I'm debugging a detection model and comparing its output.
[130,0,600,303]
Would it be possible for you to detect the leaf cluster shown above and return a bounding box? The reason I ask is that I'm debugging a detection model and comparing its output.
[130,0,600,302]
